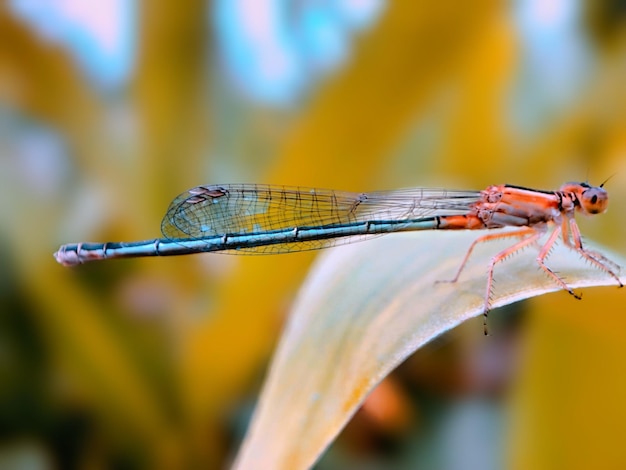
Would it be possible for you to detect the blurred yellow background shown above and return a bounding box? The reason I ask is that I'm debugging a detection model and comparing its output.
[0,1,625,469]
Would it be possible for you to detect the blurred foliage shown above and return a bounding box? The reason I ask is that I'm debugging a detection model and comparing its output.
[0,1,625,469]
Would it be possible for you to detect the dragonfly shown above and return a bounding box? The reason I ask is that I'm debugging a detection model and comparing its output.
[54,182,623,334]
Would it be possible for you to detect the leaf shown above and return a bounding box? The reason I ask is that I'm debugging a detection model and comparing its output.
[233,230,625,469]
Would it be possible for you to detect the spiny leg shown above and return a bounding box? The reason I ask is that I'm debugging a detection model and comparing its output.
[567,218,623,287]
[536,226,582,298]
[483,230,544,335]
[437,228,536,284]
[560,218,573,248]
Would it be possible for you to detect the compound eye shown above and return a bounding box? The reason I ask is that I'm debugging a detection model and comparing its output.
[581,187,608,214]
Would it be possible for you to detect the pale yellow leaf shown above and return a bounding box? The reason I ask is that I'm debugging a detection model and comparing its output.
[234,230,625,469]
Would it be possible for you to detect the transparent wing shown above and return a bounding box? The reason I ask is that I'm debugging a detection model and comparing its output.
[161,184,481,254]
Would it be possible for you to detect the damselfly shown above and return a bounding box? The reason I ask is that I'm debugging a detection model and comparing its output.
[54,182,623,334]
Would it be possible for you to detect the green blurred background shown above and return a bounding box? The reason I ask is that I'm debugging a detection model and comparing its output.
[1,1,625,468]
